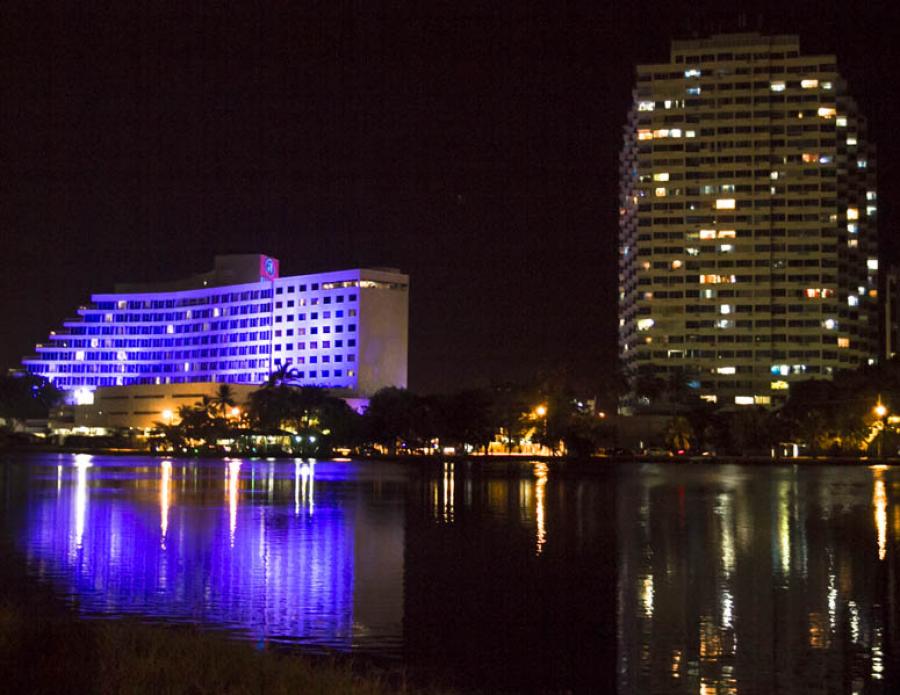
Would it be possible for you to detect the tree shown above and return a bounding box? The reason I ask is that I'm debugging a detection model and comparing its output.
[0,373,64,428]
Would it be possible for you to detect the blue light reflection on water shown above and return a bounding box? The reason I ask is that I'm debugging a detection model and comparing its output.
[18,455,405,653]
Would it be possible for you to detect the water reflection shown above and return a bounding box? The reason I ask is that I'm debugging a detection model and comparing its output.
[0,456,897,691]
[617,465,899,694]
[3,456,406,653]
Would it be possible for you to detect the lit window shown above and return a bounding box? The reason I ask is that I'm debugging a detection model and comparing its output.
[671,260,682,269]
[166,325,174,334]
[717,230,736,239]
[819,155,833,164]
[686,87,701,96]
[836,116,847,127]
[867,191,877,201]
[846,136,857,146]
[637,129,653,141]
[719,244,734,253]
[700,395,718,404]
[802,153,818,163]
[754,396,771,405]
[638,101,655,111]
[735,396,754,405]
[867,205,877,217]
[868,258,879,271]
[715,319,733,329]
[848,295,859,307]
[817,107,836,119]
[637,318,655,331]
[822,81,833,90]
[801,79,819,89]
[116,351,127,361]
[699,229,716,239]
[837,337,850,348]
[719,304,733,314]
[847,207,859,220]
[847,223,858,234]
[685,130,696,138]
[669,128,683,138]
[654,187,667,197]
[771,381,789,391]
[75,351,85,361]
[770,81,785,92]
[716,366,736,375]
[686,247,700,256]
[823,319,837,330]
[858,159,868,169]
[715,198,736,210]
[653,172,669,181]
[684,68,702,78]
[653,129,670,139]
[848,239,858,248]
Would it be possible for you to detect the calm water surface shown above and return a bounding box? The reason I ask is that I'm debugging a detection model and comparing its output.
[0,453,897,693]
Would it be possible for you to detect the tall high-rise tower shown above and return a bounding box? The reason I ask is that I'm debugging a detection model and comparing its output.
[619,33,878,409]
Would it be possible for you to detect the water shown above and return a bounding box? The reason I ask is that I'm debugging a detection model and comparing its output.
[0,454,897,693]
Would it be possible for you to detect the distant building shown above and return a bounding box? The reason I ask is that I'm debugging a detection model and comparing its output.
[23,255,409,408]
[619,33,878,409]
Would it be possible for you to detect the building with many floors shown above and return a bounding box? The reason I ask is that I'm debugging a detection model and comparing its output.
[619,33,878,408]
[23,254,408,408]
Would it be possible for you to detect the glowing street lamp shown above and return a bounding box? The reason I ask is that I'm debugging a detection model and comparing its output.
[535,404,547,417]
[229,406,241,419]
[162,409,173,424]
[873,398,888,459]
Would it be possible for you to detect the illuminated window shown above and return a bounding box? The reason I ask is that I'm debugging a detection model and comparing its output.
[686,87,701,96]
[117,351,127,361]
[837,337,850,348]
[735,396,754,405]
[771,380,789,391]
[867,205,877,217]
[715,198,736,210]
[716,319,734,329]
[637,318,655,331]
[686,247,700,256]
[653,172,669,181]
[867,191,877,201]
[638,101,655,111]
[846,136,857,146]
[848,239,858,248]
[685,130,696,138]
[823,319,837,330]
[819,155,833,164]
[716,366,736,375]
[719,244,734,253]
[719,304,733,314]
[817,107,836,119]
[166,325,174,334]
[847,207,859,220]
[770,81,785,92]
[802,153,818,163]
[684,68,702,78]
[754,396,771,405]
[638,129,653,141]
[653,129,670,139]
[847,223,858,234]
[700,394,718,404]
[836,116,847,127]
[868,258,879,271]
[848,295,859,307]
[669,128,683,138]
[75,350,85,361]
[822,81,833,90]
[717,230,736,239]
[671,260,682,269]
[654,187,667,197]
[858,159,868,169]
[801,79,819,89]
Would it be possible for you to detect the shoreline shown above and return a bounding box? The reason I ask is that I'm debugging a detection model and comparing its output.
[2,444,899,468]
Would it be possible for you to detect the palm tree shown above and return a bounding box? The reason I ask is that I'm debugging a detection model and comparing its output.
[207,383,236,419]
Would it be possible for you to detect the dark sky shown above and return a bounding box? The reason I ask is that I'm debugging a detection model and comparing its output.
[3,1,900,393]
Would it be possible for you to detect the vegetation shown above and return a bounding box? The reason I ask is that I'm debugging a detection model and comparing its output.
[0,372,62,429]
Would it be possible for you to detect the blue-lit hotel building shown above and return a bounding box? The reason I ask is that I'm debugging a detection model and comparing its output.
[23,254,409,399]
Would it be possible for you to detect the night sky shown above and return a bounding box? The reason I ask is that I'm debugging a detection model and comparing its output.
[3,1,900,393]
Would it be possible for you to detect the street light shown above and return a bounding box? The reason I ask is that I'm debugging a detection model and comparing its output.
[535,404,547,417]
[162,409,173,424]
[874,398,888,458]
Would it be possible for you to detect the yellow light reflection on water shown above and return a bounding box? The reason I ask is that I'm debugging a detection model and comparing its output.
[160,460,172,548]
[534,462,548,556]
[873,470,887,561]
[640,574,654,618]
[442,462,455,523]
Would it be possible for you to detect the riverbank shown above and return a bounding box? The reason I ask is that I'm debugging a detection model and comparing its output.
[0,546,417,694]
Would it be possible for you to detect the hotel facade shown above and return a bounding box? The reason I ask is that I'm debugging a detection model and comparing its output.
[619,33,878,408]
[23,254,408,406]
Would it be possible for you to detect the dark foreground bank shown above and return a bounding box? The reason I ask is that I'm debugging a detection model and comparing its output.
[0,552,420,694]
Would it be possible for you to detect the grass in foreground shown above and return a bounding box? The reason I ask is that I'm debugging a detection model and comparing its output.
[0,592,411,694]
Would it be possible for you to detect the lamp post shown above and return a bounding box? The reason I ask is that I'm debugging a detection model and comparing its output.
[874,399,888,459]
